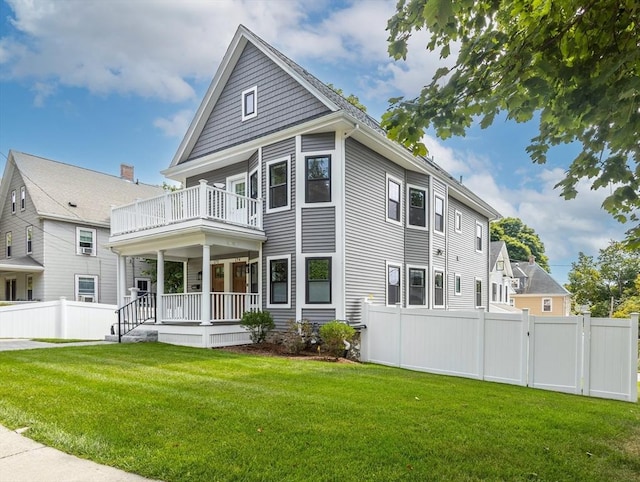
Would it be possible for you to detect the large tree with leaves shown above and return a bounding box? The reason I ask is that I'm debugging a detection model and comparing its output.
[490,217,550,271]
[383,0,640,248]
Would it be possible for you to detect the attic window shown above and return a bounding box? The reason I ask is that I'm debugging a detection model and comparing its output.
[241,86,257,121]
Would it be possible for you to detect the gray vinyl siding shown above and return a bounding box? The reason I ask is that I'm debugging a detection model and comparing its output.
[344,138,405,322]
[431,179,447,270]
[301,308,337,324]
[262,137,296,328]
[187,43,329,161]
[404,172,430,266]
[185,159,250,188]
[447,197,489,310]
[301,132,335,152]
[41,220,118,304]
[248,150,259,172]
[302,207,336,253]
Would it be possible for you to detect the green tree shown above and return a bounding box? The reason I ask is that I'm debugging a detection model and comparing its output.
[565,252,609,316]
[490,217,550,271]
[326,83,367,112]
[383,0,640,248]
[612,274,640,318]
[142,259,184,294]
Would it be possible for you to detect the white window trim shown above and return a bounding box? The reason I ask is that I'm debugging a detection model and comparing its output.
[302,153,334,207]
[5,231,12,258]
[135,278,151,293]
[241,86,257,121]
[406,264,428,307]
[75,274,98,302]
[433,194,445,235]
[475,277,483,308]
[266,254,291,309]
[302,253,335,308]
[76,227,97,256]
[386,174,403,226]
[475,221,483,253]
[26,274,33,301]
[433,268,445,308]
[454,210,462,233]
[406,184,428,231]
[386,261,403,307]
[542,297,552,312]
[20,186,26,211]
[454,273,462,296]
[265,156,291,214]
[26,225,33,254]
[11,190,16,214]
[249,167,260,200]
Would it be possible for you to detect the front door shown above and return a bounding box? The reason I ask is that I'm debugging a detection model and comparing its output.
[228,178,247,223]
[212,264,225,292]
[232,262,247,320]
[5,279,16,301]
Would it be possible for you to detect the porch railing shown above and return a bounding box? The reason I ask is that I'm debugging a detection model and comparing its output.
[111,183,263,235]
[115,293,156,341]
[159,292,259,323]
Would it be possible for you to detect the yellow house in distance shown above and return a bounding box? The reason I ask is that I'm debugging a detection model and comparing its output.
[510,256,572,316]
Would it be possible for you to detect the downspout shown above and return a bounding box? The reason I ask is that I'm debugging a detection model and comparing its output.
[428,175,433,309]
[445,184,449,309]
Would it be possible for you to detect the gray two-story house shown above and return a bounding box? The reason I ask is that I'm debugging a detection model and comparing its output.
[107,25,500,346]
[0,151,164,303]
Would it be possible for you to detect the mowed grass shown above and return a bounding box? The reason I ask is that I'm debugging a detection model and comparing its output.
[0,343,638,481]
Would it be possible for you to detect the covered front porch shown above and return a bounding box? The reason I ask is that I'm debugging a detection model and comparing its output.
[109,180,266,344]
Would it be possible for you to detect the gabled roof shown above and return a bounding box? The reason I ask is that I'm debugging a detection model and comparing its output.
[167,25,500,221]
[0,151,164,227]
[489,240,514,277]
[510,260,570,296]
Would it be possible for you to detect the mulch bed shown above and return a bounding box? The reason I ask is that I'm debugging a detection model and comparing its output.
[217,342,357,364]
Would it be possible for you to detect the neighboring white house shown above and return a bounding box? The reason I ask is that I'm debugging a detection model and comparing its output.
[488,241,519,313]
[107,25,502,339]
[0,151,164,303]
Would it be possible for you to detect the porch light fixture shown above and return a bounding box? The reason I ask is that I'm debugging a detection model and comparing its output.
[197,271,202,281]
[213,182,225,189]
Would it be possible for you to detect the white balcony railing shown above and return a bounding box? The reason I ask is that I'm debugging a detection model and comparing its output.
[160,292,259,323]
[111,182,263,235]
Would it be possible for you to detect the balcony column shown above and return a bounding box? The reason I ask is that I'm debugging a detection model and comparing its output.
[200,244,212,325]
[199,179,208,218]
[156,250,165,324]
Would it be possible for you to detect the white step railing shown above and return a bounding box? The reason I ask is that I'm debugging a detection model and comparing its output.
[111,181,262,235]
[160,292,259,323]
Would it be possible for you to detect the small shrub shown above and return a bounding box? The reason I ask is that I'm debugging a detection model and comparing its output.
[240,310,275,344]
[281,319,315,354]
[319,320,355,358]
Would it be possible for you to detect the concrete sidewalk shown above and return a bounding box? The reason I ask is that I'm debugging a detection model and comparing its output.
[0,425,157,482]
[0,339,114,351]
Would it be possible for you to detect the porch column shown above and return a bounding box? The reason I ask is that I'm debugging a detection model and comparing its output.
[118,254,127,306]
[200,244,211,325]
[156,250,165,324]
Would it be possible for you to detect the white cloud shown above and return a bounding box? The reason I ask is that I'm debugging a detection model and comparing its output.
[153,109,194,138]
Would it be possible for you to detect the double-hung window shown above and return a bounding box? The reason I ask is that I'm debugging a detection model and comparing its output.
[475,278,483,308]
[542,298,552,312]
[408,186,426,228]
[306,257,331,304]
[76,274,97,302]
[268,256,290,307]
[454,210,462,232]
[20,186,26,211]
[26,226,33,254]
[77,227,96,256]
[387,176,401,223]
[492,282,497,302]
[408,267,426,306]
[454,273,461,296]
[267,158,289,212]
[434,195,444,233]
[476,222,483,252]
[11,190,16,214]
[249,170,259,200]
[5,232,12,258]
[305,155,331,203]
[241,86,257,121]
[387,263,401,305]
[434,270,444,307]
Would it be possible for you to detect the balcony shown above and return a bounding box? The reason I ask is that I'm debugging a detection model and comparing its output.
[111,181,263,236]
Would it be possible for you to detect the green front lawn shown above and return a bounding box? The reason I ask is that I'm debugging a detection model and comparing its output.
[0,343,638,481]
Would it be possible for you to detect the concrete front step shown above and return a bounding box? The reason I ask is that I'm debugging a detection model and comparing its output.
[104,330,158,344]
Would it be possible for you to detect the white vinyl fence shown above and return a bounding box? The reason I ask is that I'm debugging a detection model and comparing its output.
[0,298,116,340]
[360,303,638,403]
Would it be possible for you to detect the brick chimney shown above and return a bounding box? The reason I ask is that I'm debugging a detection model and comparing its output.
[120,164,134,182]
[528,255,536,265]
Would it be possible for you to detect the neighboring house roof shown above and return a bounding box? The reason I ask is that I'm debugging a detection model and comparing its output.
[489,241,504,270]
[0,256,44,273]
[166,25,500,221]
[0,151,165,227]
[510,260,571,296]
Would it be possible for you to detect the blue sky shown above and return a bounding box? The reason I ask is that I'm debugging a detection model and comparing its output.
[0,0,629,285]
